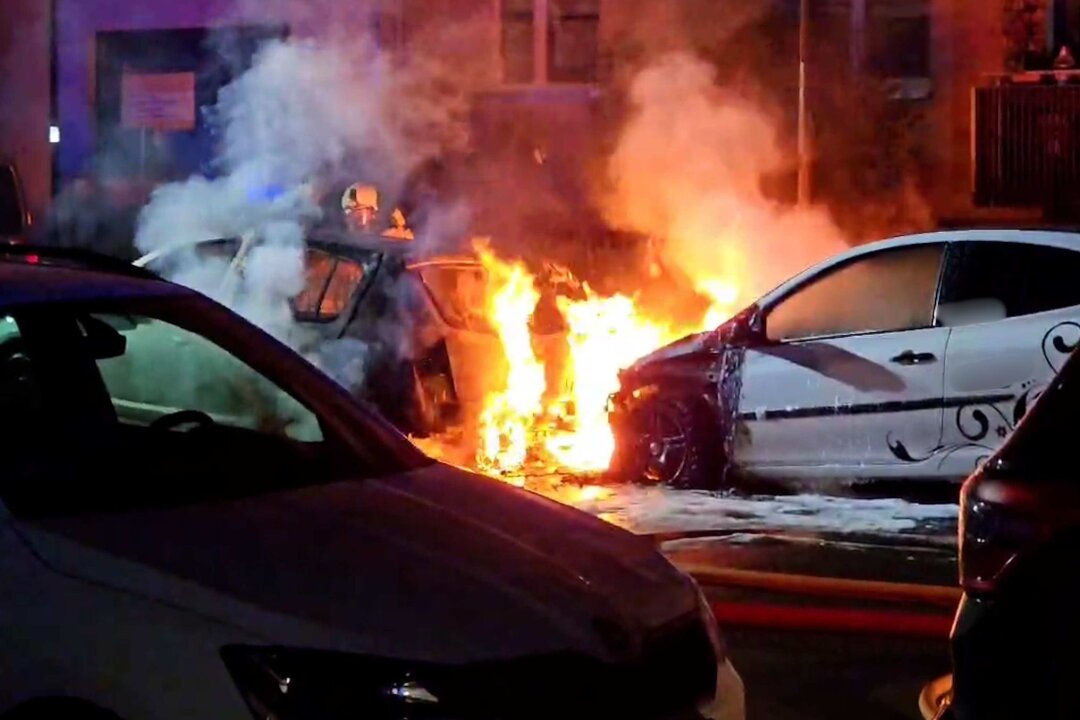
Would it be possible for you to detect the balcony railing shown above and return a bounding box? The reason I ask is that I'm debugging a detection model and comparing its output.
[974,75,1080,208]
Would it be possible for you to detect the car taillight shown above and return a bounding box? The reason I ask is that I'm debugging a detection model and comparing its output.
[959,474,1043,596]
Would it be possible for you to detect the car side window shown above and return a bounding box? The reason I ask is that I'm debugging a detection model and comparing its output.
[766,244,944,342]
[292,249,366,321]
[94,314,324,442]
[938,241,1080,326]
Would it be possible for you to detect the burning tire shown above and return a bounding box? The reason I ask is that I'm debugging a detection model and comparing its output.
[612,397,722,490]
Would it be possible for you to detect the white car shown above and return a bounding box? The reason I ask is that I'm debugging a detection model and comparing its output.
[0,247,744,720]
[611,229,1080,489]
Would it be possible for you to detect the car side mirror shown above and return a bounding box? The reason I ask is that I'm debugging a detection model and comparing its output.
[79,315,127,360]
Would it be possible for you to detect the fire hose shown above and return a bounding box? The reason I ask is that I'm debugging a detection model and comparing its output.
[678,563,960,638]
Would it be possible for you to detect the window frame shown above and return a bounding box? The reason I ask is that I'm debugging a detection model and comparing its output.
[499,0,600,86]
[291,245,378,325]
[762,242,948,344]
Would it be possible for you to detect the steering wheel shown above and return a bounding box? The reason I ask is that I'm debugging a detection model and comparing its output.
[149,409,217,432]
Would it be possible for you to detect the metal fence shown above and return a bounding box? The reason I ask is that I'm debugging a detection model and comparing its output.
[974,83,1080,208]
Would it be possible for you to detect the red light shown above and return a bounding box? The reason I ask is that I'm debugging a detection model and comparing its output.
[25,254,40,264]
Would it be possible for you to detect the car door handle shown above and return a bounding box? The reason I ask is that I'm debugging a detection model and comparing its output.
[891,350,937,366]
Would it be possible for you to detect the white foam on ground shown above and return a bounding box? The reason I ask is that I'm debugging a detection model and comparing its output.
[573,486,958,536]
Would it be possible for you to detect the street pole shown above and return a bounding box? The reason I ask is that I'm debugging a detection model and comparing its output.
[797,0,811,207]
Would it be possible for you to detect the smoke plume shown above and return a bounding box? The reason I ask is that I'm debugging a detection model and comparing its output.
[603,52,848,307]
[135,22,480,375]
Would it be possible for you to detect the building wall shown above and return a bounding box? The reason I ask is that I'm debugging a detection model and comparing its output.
[0,0,52,219]
[927,0,1005,219]
[53,0,395,182]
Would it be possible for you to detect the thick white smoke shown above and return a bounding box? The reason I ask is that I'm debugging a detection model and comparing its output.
[603,52,848,305]
[135,26,478,377]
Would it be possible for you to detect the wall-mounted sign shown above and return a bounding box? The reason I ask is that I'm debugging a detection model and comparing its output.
[121,72,196,131]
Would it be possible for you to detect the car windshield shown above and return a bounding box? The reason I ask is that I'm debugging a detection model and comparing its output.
[0,295,428,519]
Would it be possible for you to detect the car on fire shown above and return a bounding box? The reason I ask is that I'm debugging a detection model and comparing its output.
[134,217,571,439]
[0,245,744,720]
[611,229,1080,489]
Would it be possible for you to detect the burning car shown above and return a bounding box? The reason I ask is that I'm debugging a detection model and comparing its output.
[611,229,1080,489]
[134,201,570,440]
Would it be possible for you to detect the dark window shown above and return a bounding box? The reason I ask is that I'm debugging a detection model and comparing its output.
[501,0,600,83]
[767,244,944,341]
[939,241,1080,324]
[867,0,930,78]
[502,0,535,83]
[548,0,600,83]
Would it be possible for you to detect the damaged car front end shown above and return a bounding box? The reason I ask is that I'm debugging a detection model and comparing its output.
[609,306,764,490]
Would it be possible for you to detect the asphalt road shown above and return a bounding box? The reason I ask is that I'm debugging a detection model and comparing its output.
[662,533,957,720]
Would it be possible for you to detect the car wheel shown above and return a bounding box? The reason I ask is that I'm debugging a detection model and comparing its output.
[616,398,722,490]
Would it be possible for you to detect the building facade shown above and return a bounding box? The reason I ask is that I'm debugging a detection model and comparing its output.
[8,0,1080,228]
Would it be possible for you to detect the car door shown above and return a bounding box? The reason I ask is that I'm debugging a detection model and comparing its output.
[735,242,950,478]
[933,238,1080,477]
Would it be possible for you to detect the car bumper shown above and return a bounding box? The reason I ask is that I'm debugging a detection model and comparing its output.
[698,659,746,720]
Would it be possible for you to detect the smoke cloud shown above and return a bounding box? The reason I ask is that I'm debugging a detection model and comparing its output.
[603,51,847,308]
[135,20,482,377]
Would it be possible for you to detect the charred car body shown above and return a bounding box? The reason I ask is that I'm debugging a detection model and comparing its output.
[136,203,569,438]
[612,230,1080,489]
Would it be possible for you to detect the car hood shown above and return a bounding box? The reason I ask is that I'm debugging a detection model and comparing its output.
[627,331,714,373]
[18,463,697,663]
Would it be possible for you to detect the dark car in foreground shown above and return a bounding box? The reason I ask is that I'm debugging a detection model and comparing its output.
[924,341,1080,719]
[0,247,743,720]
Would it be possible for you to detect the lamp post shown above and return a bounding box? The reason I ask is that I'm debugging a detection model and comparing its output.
[797,0,811,206]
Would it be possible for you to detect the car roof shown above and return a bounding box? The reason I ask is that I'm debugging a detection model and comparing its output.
[757,228,1080,308]
[0,258,192,309]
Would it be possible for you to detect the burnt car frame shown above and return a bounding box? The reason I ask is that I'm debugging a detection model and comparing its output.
[137,227,568,438]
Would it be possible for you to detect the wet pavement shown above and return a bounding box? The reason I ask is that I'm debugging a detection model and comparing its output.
[659,530,957,720]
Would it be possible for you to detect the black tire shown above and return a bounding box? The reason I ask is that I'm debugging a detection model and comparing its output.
[613,397,723,490]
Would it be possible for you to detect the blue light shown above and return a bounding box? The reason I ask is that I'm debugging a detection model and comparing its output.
[247,183,288,203]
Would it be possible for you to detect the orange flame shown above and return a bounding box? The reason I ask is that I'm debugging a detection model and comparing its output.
[469,244,740,480]
[476,247,547,474]
[545,290,675,472]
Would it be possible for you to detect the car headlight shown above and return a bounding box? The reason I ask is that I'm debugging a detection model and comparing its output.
[221,646,451,720]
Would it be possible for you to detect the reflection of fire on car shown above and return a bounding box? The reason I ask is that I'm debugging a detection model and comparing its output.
[611,230,1080,489]
[0,246,744,720]
[920,338,1080,720]
[135,215,568,438]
